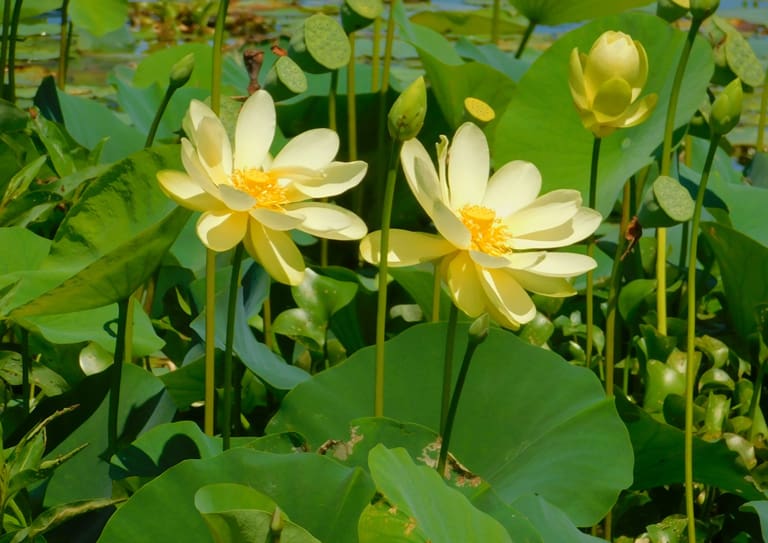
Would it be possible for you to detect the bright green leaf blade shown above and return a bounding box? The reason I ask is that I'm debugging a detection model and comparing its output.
[97,450,375,543]
[741,501,768,539]
[493,12,713,216]
[366,445,513,542]
[69,0,127,36]
[294,268,359,320]
[195,484,321,543]
[701,221,768,341]
[268,322,633,525]
[510,494,605,543]
[509,0,654,25]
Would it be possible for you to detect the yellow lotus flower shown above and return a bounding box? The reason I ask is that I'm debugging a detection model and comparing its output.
[360,123,601,329]
[157,90,368,285]
[568,31,658,138]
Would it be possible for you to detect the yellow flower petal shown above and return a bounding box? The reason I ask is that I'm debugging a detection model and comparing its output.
[448,123,488,210]
[272,128,339,170]
[196,116,232,184]
[249,207,305,231]
[505,189,581,237]
[292,161,367,199]
[289,202,368,240]
[219,184,256,212]
[433,199,472,250]
[360,229,454,266]
[482,160,542,218]
[510,270,576,297]
[181,139,219,195]
[196,210,248,252]
[616,93,658,129]
[401,138,443,217]
[568,48,590,110]
[234,90,275,170]
[592,77,633,121]
[157,170,224,212]
[245,221,305,286]
[510,208,602,250]
[445,252,486,317]
[479,268,536,326]
[525,252,597,277]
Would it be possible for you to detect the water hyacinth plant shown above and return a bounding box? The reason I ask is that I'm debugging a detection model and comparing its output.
[0,0,767,542]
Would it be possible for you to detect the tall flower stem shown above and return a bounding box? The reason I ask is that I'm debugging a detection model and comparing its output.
[376,2,397,191]
[263,291,274,350]
[4,0,23,101]
[0,0,10,98]
[108,298,131,454]
[514,19,536,59]
[204,251,216,435]
[684,135,719,543]
[657,19,702,336]
[585,136,601,372]
[490,0,501,45]
[145,85,174,147]
[321,70,340,267]
[222,244,245,450]
[439,304,459,432]
[57,0,71,90]
[202,0,229,437]
[437,318,487,475]
[431,264,441,322]
[757,68,768,151]
[347,33,358,162]
[374,139,402,417]
[371,17,381,91]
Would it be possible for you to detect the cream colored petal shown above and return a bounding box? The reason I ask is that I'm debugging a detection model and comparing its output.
[505,189,582,237]
[245,221,305,286]
[196,210,247,252]
[436,135,450,203]
[616,93,658,129]
[181,139,219,195]
[360,229,455,266]
[234,90,275,170]
[509,270,576,297]
[525,252,597,277]
[468,250,513,269]
[219,184,256,212]
[568,48,590,109]
[272,129,339,170]
[510,208,602,250]
[291,161,367,199]
[157,170,224,212]
[185,99,218,145]
[249,207,305,231]
[445,252,486,317]
[288,202,368,241]
[504,251,547,270]
[433,199,471,250]
[479,268,536,326]
[483,160,542,218]
[401,138,442,216]
[448,123,489,209]
[630,39,649,91]
[196,116,233,183]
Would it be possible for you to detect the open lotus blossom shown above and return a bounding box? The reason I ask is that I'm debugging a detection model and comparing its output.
[568,31,657,138]
[360,123,602,329]
[157,90,368,285]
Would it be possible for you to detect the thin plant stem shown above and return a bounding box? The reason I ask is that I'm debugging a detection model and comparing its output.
[376,3,397,189]
[585,136,601,371]
[437,322,485,475]
[0,0,11,97]
[440,304,459,432]
[374,139,402,417]
[204,250,216,436]
[431,263,441,322]
[347,33,358,161]
[371,16,381,91]
[657,19,702,336]
[222,244,245,450]
[20,327,28,414]
[514,19,536,59]
[490,0,501,45]
[757,68,768,151]
[5,0,23,102]
[108,298,131,453]
[145,86,174,147]
[685,135,719,543]
[57,0,70,90]
[604,182,631,397]
[211,0,230,115]
[263,291,274,350]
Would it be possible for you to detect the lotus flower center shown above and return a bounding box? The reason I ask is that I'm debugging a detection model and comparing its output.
[231,168,288,210]
[459,205,510,256]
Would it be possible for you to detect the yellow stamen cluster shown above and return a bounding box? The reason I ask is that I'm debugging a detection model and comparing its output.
[231,168,288,210]
[459,204,511,256]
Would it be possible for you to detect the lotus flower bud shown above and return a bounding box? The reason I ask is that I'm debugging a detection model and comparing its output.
[710,78,742,136]
[388,76,427,141]
[468,314,490,345]
[568,31,658,138]
[169,53,195,91]
[670,0,719,20]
